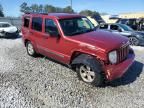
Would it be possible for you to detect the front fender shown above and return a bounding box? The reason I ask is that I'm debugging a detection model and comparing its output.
[70,49,107,64]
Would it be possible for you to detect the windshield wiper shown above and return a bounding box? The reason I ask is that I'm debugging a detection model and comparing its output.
[69,31,85,36]
[68,28,95,36]
[85,28,95,33]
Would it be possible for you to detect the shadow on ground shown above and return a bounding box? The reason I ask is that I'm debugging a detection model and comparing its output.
[107,61,144,87]
[38,56,143,87]
[0,34,21,40]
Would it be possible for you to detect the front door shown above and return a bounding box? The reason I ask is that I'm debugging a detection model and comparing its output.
[40,18,68,63]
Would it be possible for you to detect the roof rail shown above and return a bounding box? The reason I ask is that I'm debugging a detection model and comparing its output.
[24,11,48,15]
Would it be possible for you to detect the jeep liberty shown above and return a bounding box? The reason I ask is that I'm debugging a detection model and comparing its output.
[22,13,135,86]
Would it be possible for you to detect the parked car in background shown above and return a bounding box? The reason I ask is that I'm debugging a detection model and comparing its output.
[22,13,135,86]
[0,22,19,38]
[138,18,144,31]
[91,14,105,24]
[87,14,105,27]
[97,23,144,46]
[116,18,144,31]
[116,18,138,30]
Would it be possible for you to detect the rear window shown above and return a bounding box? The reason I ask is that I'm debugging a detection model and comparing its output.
[99,24,108,29]
[24,17,30,28]
[32,17,42,32]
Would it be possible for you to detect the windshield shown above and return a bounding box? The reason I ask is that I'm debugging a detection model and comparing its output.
[118,19,128,24]
[59,17,95,36]
[119,24,134,31]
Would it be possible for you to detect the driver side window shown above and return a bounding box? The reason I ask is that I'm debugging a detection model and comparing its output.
[110,25,119,30]
[45,19,58,34]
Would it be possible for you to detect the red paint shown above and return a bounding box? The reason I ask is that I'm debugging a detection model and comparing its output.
[22,13,135,81]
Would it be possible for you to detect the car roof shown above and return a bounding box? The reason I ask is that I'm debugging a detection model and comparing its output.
[24,13,82,19]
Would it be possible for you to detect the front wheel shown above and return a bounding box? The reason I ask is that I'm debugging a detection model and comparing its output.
[76,59,104,86]
[129,37,139,46]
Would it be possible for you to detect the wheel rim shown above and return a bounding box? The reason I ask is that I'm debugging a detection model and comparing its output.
[27,43,34,55]
[129,37,139,46]
[79,65,95,83]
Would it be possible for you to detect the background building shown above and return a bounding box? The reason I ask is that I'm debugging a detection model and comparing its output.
[101,12,144,24]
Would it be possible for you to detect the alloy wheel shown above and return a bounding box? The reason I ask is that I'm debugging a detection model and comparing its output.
[129,37,139,46]
[27,43,34,55]
[79,65,95,83]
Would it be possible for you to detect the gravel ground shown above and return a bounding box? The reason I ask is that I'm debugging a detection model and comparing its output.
[0,37,144,108]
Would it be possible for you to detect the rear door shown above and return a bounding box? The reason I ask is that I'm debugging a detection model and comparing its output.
[29,16,44,52]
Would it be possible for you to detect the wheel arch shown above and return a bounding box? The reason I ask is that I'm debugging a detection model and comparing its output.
[24,39,39,53]
[24,39,29,47]
[70,51,104,67]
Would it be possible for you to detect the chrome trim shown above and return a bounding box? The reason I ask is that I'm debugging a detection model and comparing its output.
[120,41,130,48]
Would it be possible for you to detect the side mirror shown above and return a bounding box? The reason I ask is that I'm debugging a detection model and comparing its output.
[118,28,122,32]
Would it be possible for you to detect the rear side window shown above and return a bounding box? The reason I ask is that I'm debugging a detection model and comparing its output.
[99,24,108,29]
[128,19,136,25]
[24,17,30,28]
[45,19,58,34]
[32,17,42,32]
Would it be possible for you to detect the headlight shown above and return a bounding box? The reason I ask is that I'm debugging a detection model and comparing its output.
[108,50,117,64]
[136,34,144,38]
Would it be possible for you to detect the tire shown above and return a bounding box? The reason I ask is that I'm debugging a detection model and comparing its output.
[75,57,104,86]
[26,41,37,57]
[129,37,139,46]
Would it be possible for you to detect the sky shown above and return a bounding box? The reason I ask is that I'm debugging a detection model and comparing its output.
[0,0,144,17]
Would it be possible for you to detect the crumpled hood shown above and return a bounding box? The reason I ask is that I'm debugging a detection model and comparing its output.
[0,26,17,33]
[70,30,129,52]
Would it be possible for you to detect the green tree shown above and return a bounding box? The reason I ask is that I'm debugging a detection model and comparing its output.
[39,4,43,13]
[55,7,63,13]
[30,4,39,12]
[20,3,76,14]
[0,4,4,17]
[44,5,56,13]
[63,6,74,13]
[79,10,99,16]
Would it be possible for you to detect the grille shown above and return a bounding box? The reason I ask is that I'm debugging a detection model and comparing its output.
[117,43,129,63]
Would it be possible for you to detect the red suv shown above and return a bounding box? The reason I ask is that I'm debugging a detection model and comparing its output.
[22,13,135,86]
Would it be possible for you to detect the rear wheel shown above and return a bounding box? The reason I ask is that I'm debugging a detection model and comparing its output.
[26,41,37,57]
[129,37,139,46]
